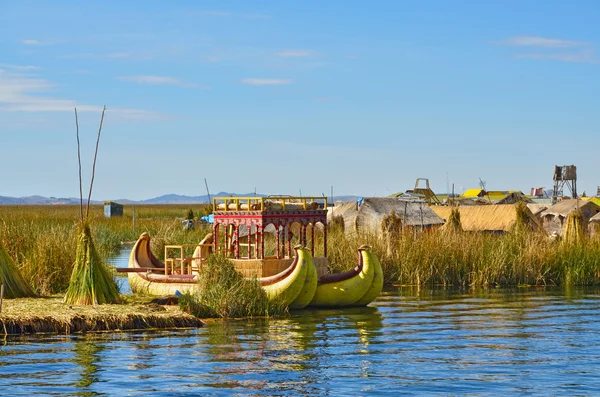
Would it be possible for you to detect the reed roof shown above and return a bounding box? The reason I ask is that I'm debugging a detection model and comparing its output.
[540,199,600,217]
[331,197,444,234]
[527,204,548,217]
[431,204,540,232]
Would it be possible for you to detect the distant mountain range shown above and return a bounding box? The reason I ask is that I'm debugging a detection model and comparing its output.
[0,192,362,205]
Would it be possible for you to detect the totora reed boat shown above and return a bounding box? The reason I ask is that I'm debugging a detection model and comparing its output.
[120,196,383,308]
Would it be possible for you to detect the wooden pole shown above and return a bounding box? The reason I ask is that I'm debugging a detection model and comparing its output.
[86,105,106,219]
[74,108,83,222]
[132,204,136,236]
[204,178,211,203]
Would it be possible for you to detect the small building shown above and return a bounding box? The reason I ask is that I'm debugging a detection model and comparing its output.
[431,204,540,234]
[104,201,124,218]
[329,197,445,235]
[539,199,600,236]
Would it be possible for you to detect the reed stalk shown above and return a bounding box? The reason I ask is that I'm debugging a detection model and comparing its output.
[0,243,35,298]
[179,255,286,318]
[64,223,120,305]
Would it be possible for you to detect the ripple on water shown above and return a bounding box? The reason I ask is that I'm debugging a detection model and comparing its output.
[2,287,600,395]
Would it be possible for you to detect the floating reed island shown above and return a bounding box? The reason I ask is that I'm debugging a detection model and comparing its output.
[0,296,202,335]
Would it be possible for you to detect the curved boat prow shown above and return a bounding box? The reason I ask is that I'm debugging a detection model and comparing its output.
[308,246,376,307]
[352,246,383,306]
[127,232,197,295]
[129,232,164,270]
[261,245,309,307]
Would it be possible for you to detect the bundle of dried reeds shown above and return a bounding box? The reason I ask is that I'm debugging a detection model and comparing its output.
[64,223,120,305]
[64,106,120,305]
[0,244,35,299]
[446,207,463,233]
[563,209,586,244]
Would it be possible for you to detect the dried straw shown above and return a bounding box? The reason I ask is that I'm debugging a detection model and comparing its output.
[446,207,463,233]
[0,244,35,299]
[563,209,586,244]
[64,223,120,305]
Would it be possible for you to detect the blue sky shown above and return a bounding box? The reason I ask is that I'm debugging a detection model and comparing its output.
[1,1,599,200]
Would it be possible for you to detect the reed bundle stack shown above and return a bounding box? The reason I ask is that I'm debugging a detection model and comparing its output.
[446,207,463,233]
[64,224,120,305]
[563,209,586,244]
[64,106,120,305]
[0,244,35,299]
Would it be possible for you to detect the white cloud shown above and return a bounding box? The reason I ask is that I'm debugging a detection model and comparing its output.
[0,68,163,120]
[240,78,292,86]
[118,75,196,87]
[0,63,39,71]
[21,39,42,45]
[500,35,588,48]
[64,52,154,60]
[515,50,599,64]
[277,50,311,57]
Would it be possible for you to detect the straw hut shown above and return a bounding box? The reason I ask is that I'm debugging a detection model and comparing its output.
[494,191,530,205]
[330,198,444,235]
[589,213,600,236]
[539,199,600,236]
[431,204,540,234]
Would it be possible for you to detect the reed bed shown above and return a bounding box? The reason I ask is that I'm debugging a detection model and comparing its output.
[2,204,600,296]
[0,296,202,335]
[179,255,286,318]
[0,204,212,294]
[326,226,600,287]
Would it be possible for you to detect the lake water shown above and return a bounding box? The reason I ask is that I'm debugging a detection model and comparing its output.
[107,245,133,295]
[2,286,600,396]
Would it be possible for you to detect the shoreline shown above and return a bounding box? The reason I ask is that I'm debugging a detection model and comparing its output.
[0,296,203,335]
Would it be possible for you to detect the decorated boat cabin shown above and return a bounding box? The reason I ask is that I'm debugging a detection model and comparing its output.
[212,196,329,278]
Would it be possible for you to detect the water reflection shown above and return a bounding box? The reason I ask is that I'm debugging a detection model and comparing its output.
[72,338,104,395]
[2,287,600,395]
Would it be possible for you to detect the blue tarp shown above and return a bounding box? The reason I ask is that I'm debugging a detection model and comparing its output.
[201,214,214,223]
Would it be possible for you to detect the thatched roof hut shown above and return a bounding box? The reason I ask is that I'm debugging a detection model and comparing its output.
[330,198,444,235]
[539,199,600,236]
[431,204,540,233]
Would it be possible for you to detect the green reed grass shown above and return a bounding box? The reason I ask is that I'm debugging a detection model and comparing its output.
[3,204,600,296]
[325,225,600,287]
[0,243,35,298]
[0,204,214,294]
[178,255,286,318]
[64,223,120,305]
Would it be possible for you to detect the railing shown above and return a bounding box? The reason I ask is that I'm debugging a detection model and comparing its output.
[213,196,328,212]
[164,243,212,275]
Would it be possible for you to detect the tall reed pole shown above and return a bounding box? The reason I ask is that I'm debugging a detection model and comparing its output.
[86,106,106,219]
[75,108,84,222]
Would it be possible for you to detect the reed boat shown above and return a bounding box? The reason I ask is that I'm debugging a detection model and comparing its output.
[123,232,315,306]
[124,232,200,296]
[308,245,383,308]
[122,196,382,307]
